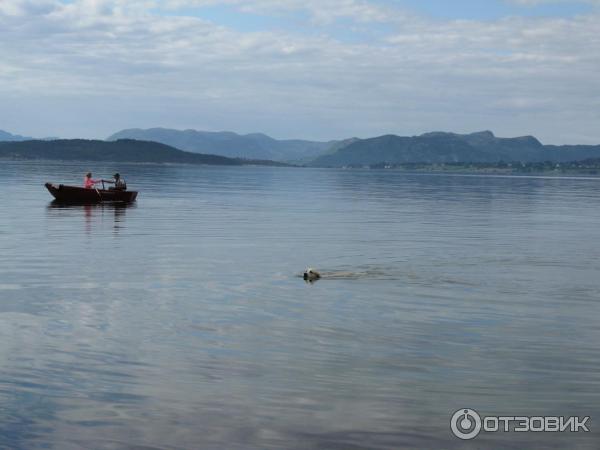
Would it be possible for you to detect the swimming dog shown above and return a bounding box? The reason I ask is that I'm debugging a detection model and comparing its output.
[303,267,321,281]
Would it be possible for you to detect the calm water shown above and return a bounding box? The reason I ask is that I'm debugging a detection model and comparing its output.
[1,161,600,449]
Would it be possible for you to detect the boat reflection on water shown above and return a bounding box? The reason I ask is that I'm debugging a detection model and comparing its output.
[47,200,136,234]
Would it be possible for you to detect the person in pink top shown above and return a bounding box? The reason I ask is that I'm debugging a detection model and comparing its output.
[84,172,99,189]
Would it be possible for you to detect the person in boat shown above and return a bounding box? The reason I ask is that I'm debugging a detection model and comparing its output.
[107,173,127,191]
[84,172,99,189]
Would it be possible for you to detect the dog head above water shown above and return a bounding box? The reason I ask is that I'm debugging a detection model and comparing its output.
[303,268,321,281]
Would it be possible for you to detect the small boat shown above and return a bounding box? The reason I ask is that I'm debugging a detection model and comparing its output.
[45,183,138,204]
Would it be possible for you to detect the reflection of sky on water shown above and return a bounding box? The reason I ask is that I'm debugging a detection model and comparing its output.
[0,161,600,448]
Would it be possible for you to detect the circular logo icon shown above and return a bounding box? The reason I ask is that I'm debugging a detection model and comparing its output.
[451,408,482,440]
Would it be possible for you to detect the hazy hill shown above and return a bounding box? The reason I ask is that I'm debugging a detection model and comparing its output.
[108,128,338,162]
[311,131,600,167]
[0,129,32,141]
[0,139,288,166]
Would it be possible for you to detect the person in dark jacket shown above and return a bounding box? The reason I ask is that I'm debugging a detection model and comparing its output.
[108,173,127,191]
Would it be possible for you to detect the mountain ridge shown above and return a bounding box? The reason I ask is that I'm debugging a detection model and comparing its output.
[310,131,600,167]
[107,128,337,162]
[0,129,33,141]
[4,128,600,167]
[0,139,289,166]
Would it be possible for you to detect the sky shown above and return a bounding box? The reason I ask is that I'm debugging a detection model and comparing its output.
[0,0,599,143]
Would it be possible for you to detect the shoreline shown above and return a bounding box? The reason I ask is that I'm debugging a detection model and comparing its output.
[3,157,600,177]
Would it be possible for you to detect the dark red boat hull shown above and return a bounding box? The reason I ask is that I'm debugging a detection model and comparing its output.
[45,183,138,204]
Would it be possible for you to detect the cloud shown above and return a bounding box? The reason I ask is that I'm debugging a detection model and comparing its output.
[0,0,599,143]
[163,0,397,24]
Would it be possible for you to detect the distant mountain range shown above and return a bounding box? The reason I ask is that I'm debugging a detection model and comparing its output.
[0,129,32,141]
[0,129,60,142]
[311,131,600,167]
[0,139,288,166]
[109,128,600,167]
[4,128,600,168]
[107,128,346,163]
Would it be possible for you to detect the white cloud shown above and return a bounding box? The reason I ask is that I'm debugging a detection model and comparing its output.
[0,0,599,143]
[163,0,397,24]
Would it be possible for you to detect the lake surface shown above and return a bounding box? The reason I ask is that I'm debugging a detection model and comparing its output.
[1,160,600,449]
